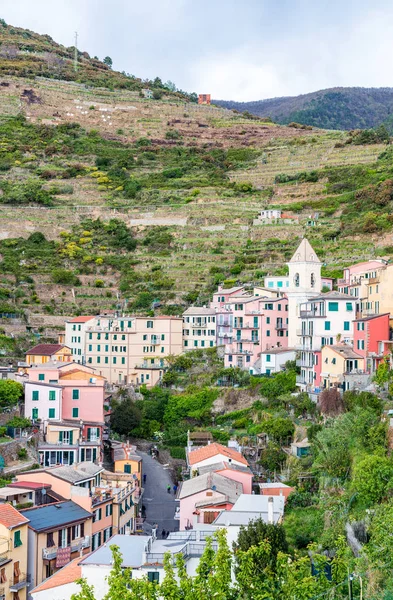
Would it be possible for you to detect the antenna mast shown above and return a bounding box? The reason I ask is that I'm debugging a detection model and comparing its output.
[74,31,78,72]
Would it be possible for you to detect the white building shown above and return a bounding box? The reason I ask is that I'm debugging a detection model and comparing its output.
[257,347,296,375]
[286,239,322,347]
[297,291,356,392]
[25,381,62,422]
[182,307,216,350]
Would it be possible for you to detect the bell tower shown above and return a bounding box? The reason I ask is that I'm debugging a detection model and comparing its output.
[286,239,322,346]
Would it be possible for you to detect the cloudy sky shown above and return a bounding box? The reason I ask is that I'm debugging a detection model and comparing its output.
[1,0,392,101]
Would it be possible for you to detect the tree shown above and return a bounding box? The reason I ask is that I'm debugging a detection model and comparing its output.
[259,442,287,475]
[153,90,163,100]
[234,518,288,573]
[318,386,345,416]
[0,380,23,408]
[103,56,113,68]
[110,399,142,436]
[352,453,393,506]
[164,81,177,92]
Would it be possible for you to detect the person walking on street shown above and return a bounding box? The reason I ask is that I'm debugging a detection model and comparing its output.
[143,474,147,484]
[173,484,177,494]
[162,529,166,539]
[167,484,171,493]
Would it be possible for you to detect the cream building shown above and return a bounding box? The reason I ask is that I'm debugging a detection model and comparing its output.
[0,504,30,600]
[182,307,216,351]
[77,315,182,386]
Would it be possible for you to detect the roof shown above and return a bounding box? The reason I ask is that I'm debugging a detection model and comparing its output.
[189,431,213,441]
[112,444,142,463]
[188,442,249,467]
[179,472,243,503]
[31,557,82,594]
[311,291,353,301]
[217,286,245,295]
[260,347,296,355]
[259,482,292,489]
[0,504,29,529]
[183,307,216,315]
[326,345,364,360]
[0,486,38,498]
[292,438,310,448]
[354,313,390,322]
[232,493,285,514]
[197,461,252,476]
[289,238,320,264]
[20,501,91,532]
[81,534,150,568]
[9,481,51,491]
[213,509,282,526]
[68,316,94,323]
[25,344,69,356]
[47,462,104,484]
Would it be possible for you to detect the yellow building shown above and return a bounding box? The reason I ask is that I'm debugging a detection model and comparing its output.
[112,442,142,483]
[25,345,73,366]
[0,504,30,600]
[320,345,364,389]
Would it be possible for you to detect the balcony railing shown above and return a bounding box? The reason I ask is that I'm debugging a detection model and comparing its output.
[10,573,29,591]
[296,375,307,385]
[275,323,288,330]
[145,542,218,566]
[135,363,164,370]
[42,537,90,560]
[114,483,134,503]
[0,551,9,567]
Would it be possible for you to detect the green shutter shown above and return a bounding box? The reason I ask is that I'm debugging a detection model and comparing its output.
[87,427,91,441]
[59,431,63,442]
[69,431,73,445]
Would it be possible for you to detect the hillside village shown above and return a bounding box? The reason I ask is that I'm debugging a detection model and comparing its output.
[1,13,393,600]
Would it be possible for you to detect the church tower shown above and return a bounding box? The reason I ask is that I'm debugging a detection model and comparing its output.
[286,239,322,346]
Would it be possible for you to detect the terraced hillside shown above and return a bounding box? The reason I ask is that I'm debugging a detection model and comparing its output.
[0,72,392,328]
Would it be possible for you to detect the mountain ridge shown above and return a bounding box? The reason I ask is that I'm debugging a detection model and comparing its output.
[214,86,393,131]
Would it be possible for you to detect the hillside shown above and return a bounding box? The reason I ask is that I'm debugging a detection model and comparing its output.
[0,23,392,337]
[214,87,393,131]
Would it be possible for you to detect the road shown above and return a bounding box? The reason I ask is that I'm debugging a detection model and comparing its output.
[139,450,178,536]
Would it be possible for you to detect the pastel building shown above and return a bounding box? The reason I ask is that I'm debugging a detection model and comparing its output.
[25,345,72,366]
[24,363,105,467]
[257,347,297,375]
[353,313,392,372]
[297,291,356,393]
[337,259,393,317]
[64,316,95,364]
[182,307,216,350]
[319,345,365,391]
[0,504,29,600]
[66,315,182,386]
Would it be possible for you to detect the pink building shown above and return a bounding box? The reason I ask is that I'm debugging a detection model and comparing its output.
[187,442,250,472]
[353,313,391,371]
[197,461,253,494]
[258,482,294,502]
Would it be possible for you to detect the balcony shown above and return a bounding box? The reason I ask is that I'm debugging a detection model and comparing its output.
[42,537,90,560]
[275,323,288,330]
[134,363,164,370]
[296,375,308,385]
[113,483,135,503]
[296,329,311,337]
[0,551,9,567]
[150,336,161,345]
[225,348,253,356]
[296,359,313,368]
[9,573,29,592]
[299,309,325,318]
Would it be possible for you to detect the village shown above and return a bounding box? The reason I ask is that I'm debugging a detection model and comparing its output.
[0,238,389,597]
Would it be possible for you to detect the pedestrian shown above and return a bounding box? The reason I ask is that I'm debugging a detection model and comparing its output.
[143,474,147,484]
[162,529,166,539]
[173,484,177,494]
[167,484,171,493]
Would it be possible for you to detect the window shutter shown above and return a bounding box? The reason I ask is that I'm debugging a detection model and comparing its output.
[71,526,76,540]
[59,431,63,442]
[87,428,91,441]
[67,528,71,545]
[96,428,100,438]
[81,523,84,538]
[69,431,73,445]
[58,530,62,547]
[93,448,97,462]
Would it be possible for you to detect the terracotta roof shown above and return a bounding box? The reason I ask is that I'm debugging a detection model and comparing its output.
[25,344,69,356]
[9,481,51,490]
[68,316,94,323]
[0,504,29,529]
[354,313,390,322]
[31,557,82,593]
[188,442,249,467]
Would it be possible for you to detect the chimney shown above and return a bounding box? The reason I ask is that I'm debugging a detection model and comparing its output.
[267,496,274,525]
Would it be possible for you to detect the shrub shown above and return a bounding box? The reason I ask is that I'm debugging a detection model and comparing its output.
[17,448,28,460]
[169,447,186,460]
[51,269,80,286]
[165,129,181,140]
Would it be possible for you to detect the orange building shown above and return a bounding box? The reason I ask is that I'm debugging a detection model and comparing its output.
[25,345,73,366]
[198,94,211,105]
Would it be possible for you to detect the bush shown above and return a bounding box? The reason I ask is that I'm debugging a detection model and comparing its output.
[169,446,186,460]
[165,129,181,140]
[51,269,80,286]
[17,448,28,460]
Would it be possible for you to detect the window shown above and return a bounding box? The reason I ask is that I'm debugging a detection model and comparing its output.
[294,273,299,287]
[228,355,232,362]
[328,302,339,312]
[332,358,336,365]
[32,408,38,420]
[148,572,159,584]
[194,341,198,347]
[147,321,153,328]
[72,408,79,418]
[184,340,188,347]
[346,302,353,311]
[121,357,125,365]
[49,390,56,401]
[357,340,365,350]
[72,389,79,400]
[266,317,270,324]
[97,345,101,351]
[161,334,165,341]
[14,530,22,548]
[48,408,55,419]
[266,330,270,337]
[266,354,271,362]
[0,569,6,583]
[324,321,331,331]
[311,273,315,287]
[344,321,350,331]
[357,322,365,331]
[89,333,92,340]
[210,341,214,347]
[105,357,109,364]
[88,344,92,352]
[46,532,55,547]
[38,374,45,381]
[106,504,113,517]
[278,304,281,311]
[32,390,39,401]
[93,508,102,523]
[124,464,131,474]
[113,357,117,364]
[97,357,101,364]
[143,334,147,341]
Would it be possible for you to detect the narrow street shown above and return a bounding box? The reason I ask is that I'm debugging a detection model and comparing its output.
[139,450,178,535]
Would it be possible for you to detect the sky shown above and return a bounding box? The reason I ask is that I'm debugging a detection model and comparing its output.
[1,0,393,101]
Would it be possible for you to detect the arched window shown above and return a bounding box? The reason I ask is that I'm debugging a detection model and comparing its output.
[294,273,300,287]
[311,273,315,288]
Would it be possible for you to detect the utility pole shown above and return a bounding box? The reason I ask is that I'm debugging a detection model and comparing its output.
[74,31,78,72]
